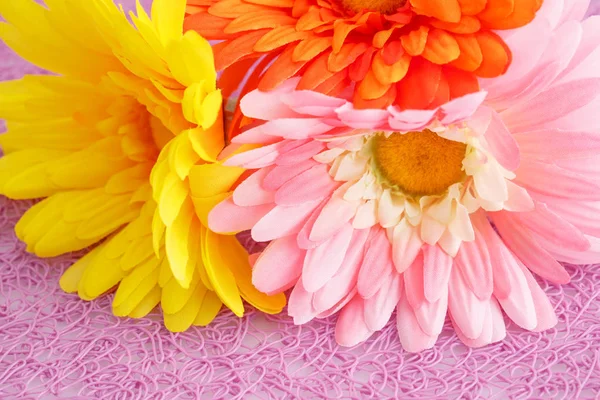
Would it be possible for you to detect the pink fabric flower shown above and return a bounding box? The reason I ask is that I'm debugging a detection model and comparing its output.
[209,1,600,351]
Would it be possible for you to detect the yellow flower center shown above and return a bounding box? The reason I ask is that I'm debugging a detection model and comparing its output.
[372,130,467,197]
[341,0,407,14]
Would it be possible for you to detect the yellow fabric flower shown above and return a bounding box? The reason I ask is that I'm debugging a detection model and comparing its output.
[0,0,285,331]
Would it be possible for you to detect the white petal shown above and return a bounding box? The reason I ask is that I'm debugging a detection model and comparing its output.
[448,203,475,242]
[353,200,378,229]
[420,215,446,245]
[378,189,404,228]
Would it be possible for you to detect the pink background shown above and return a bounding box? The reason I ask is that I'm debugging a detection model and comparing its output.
[1,1,600,398]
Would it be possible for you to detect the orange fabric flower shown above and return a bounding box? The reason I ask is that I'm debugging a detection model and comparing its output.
[185,0,542,110]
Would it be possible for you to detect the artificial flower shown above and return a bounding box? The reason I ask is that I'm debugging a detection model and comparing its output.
[184,0,544,110]
[208,3,600,350]
[0,0,284,331]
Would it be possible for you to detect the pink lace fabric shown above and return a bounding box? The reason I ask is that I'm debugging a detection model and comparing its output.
[2,2,600,398]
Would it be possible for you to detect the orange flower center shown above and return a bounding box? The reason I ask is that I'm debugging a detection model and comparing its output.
[340,0,407,14]
[372,130,467,196]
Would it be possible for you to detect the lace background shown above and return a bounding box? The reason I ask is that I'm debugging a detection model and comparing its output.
[1,1,600,398]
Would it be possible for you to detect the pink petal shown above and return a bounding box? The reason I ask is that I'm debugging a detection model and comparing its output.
[224,141,286,168]
[231,123,282,144]
[396,294,438,353]
[403,252,425,310]
[252,236,305,295]
[262,118,335,140]
[275,140,327,166]
[422,244,453,303]
[281,90,346,117]
[515,129,600,160]
[515,159,600,201]
[302,223,354,292]
[516,201,589,252]
[520,265,558,332]
[439,91,487,125]
[297,200,329,250]
[558,16,600,82]
[387,108,436,131]
[453,299,505,348]
[287,280,317,324]
[240,79,300,120]
[534,193,600,237]
[251,200,321,242]
[491,212,571,284]
[316,288,357,319]
[335,103,389,129]
[312,228,370,312]
[364,272,403,331]
[335,296,374,347]
[208,198,273,234]
[274,164,339,206]
[455,233,493,301]
[310,193,358,242]
[357,228,393,299]
[483,110,520,171]
[503,181,535,212]
[263,159,319,191]
[448,265,487,339]
[414,286,448,337]
[233,167,276,206]
[392,219,423,273]
[501,78,600,132]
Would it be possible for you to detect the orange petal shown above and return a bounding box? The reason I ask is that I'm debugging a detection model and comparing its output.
[450,34,483,72]
[443,66,480,99]
[297,52,335,90]
[214,29,270,70]
[430,15,481,34]
[292,35,332,62]
[428,71,450,109]
[209,0,265,19]
[395,58,442,110]
[327,42,369,72]
[474,31,511,77]
[373,27,396,48]
[372,51,411,85]
[296,7,326,31]
[314,70,349,96]
[254,26,309,52]
[292,0,311,17]
[184,13,233,40]
[476,0,514,22]
[354,84,396,109]
[188,0,219,5]
[479,0,541,29]
[457,0,487,15]
[421,29,460,65]
[348,47,376,82]
[224,11,296,34]
[410,0,462,23]
[332,21,358,53]
[259,45,309,90]
[357,69,392,100]
[218,58,259,101]
[245,0,294,7]
[400,25,429,56]
[381,40,406,65]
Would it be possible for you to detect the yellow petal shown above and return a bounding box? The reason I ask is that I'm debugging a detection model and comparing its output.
[128,286,161,318]
[188,163,244,198]
[161,273,202,314]
[151,0,186,47]
[164,282,207,332]
[218,234,286,314]
[59,244,105,293]
[191,192,230,227]
[201,226,244,317]
[165,199,195,287]
[113,256,161,308]
[193,290,222,326]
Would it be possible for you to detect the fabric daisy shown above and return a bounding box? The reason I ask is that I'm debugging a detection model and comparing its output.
[209,4,600,350]
[0,0,285,331]
[184,0,544,110]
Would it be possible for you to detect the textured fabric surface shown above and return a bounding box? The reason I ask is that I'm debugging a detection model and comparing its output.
[2,1,600,398]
